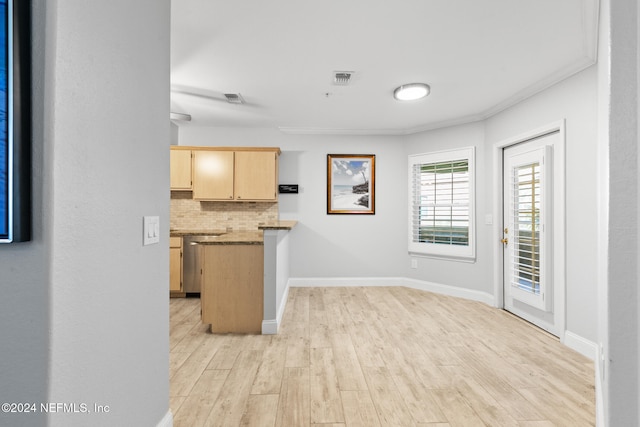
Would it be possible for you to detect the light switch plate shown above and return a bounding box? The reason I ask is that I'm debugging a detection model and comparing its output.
[143,216,160,246]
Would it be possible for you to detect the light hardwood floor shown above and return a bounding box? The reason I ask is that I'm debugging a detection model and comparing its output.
[169,287,595,426]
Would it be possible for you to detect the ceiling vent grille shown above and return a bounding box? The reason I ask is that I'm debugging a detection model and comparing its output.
[224,93,245,104]
[333,71,355,85]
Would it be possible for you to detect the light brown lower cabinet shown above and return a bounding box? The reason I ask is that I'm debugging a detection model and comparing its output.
[169,237,183,293]
[201,244,264,333]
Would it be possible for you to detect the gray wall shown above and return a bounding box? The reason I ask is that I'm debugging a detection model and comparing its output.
[0,1,171,426]
[600,0,640,424]
[0,3,50,424]
[0,1,629,424]
[180,128,408,279]
[485,65,598,342]
[171,122,180,145]
[403,121,492,294]
[179,65,598,346]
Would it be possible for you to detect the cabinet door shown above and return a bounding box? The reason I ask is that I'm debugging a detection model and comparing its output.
[234,151,278,201]
[170,149,192,190]
[201,244,264,333]
[192,150,234,200]
[169,247,182,292]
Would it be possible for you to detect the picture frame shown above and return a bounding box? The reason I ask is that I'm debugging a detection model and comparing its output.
[0,0,31,243]
[327,154,375,214]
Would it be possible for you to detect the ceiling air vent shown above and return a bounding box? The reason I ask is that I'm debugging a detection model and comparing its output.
[332,71,355,86]
[224,93,245,104]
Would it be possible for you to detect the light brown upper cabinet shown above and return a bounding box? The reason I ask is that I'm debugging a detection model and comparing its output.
[192,150,235,200]
[170,149,192,190]
[191,147,279,202]
[234,151,278,201]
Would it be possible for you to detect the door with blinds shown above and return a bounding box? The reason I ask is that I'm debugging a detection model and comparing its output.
[502,132,557,335]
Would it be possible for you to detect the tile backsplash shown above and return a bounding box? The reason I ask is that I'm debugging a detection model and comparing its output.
[170,191,278,231]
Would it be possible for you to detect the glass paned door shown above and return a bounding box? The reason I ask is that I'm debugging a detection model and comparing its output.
[503,144,552,312]
[511,161,541,295]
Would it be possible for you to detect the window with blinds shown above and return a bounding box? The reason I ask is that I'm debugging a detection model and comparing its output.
[408,147,475,260]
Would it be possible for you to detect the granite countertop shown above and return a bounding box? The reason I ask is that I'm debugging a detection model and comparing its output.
[169,229,228,237]
[192,231,264,245]
[258,220,298,230]
[170,220,297,245]
[170,230,263,245]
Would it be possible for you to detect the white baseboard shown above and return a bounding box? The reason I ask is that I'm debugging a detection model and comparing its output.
[564,330,598,361]
[262,281,291,335]
[277,283,290,324]
[157,410,173,427]
[288,276,493,305]
[289,277,405,287]
[262,320,278,335]
[401,278,494,305]
[594,343,605,427]
[567,339,605,424]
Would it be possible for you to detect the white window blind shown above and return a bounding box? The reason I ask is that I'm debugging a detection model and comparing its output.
[510,161,541,294]
[408,147,475,260]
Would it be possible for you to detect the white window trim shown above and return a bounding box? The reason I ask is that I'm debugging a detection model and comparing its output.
[408,147,476,261]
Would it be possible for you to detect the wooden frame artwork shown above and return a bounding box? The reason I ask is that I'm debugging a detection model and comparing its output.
[327,154,375,214]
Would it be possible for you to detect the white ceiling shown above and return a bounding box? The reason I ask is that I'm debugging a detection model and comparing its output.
[170,0,598,135]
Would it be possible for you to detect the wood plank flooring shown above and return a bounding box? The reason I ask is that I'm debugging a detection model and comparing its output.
[170,287,595,426]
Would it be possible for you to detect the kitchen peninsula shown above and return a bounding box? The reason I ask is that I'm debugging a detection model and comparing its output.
[170,221,296,334]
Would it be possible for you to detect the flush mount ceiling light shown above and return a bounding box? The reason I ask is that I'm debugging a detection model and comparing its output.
[393,83,431,101]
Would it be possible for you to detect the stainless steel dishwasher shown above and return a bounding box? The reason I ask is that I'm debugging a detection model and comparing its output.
[182,234,224,294]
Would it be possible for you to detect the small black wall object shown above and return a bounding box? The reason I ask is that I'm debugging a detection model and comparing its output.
[278,184,299,194]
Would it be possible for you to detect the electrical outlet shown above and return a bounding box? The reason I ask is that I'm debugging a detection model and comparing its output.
[411,258,418,269]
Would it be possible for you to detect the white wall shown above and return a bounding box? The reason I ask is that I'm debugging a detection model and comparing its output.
[179,68,598,341]
[596,0,611,421]
[171,122,180,145]
[179,127,408,279]
[403,122,492,295]
[0,1,171,426]
[485,66,599,343]
[180,124,491,293]
[603,0,640,424]
[0,3,50,425]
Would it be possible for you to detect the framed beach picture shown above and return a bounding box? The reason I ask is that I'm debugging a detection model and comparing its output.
[327,154,375,214]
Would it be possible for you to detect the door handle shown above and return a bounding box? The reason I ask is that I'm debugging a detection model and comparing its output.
[501,227,509,245]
